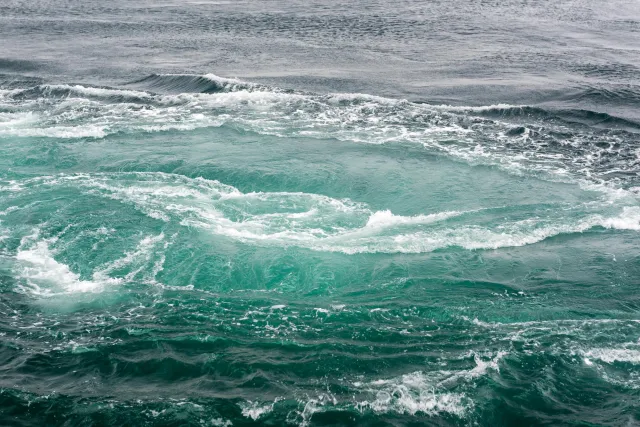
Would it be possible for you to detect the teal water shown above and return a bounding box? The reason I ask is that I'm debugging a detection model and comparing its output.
[0,75,639,425]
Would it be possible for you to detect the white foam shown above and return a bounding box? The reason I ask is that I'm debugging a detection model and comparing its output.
[239,399,279,420]
[295,394,337,427]
[356,372,468,417]
[201,73,247,86]
[14,227,170,296]
[8,172,640,255]
[355,351,504,417]
[327,92,401,105]
[15,237,117,295]
[93,233,167,284]
[582,348,640,364]
[600,206,640,231]
[158,72,250,88]
[359,389,467,417]
[441,351,507,385]
[433,103,525,112]
[3,77,638,208]
[41,84,152,100]
[364,209,462,230]
[0,111,39,128]
[2,76,636,203]
[1,124,108,139]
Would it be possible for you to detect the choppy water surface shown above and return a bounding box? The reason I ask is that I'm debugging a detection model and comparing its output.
[1,1,640,425]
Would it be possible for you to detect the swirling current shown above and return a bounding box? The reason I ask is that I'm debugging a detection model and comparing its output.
[1,1,640,426]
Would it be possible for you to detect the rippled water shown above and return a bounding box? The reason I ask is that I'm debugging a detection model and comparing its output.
[1,1,640,426]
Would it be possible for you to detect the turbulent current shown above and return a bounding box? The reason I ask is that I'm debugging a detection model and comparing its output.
[1,0,640,426]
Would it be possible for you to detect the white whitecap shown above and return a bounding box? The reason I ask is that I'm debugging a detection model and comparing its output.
[582,348,640,364]
[15,237,117,295]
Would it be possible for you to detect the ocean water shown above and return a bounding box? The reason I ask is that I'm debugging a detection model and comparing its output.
[1,1,640,425]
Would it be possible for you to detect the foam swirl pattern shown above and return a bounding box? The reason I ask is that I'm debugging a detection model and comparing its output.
[1,71,640,427]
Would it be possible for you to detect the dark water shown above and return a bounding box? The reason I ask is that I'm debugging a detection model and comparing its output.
[1,1,640,426]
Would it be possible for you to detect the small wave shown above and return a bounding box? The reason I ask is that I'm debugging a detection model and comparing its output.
[9,84,154,104]
[129,73,267,94]
[437,103,640,130]
[565,84,640,106]
[555,108,640,131]
[0,59,44,73]
[0,73,45,91]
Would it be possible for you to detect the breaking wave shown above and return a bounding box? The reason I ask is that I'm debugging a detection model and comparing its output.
[2,74,639,191]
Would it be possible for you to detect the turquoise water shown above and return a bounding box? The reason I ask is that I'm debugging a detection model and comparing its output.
[0,74,639,425]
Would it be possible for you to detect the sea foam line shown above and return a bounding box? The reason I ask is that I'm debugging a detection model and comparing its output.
[6,172,639,256]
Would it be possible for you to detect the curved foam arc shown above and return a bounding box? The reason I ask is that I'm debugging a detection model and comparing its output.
[14,229,169,295]
[92,232,168,284]
[600,207,640,230]
[83,175,640,253]
[15,237,115,295]
[8,172,640,254]
[10,173,469,247]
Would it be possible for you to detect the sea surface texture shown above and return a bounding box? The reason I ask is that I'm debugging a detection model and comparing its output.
[1,0,640,425]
